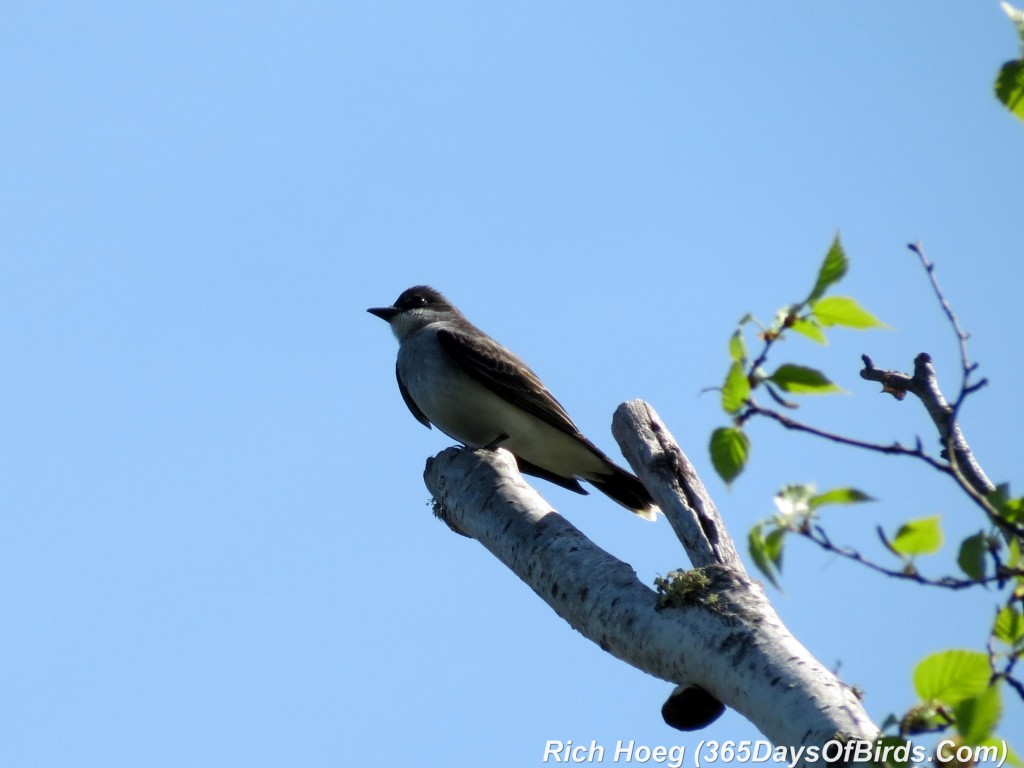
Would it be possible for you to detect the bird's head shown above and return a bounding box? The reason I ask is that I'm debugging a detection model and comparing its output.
[367,285,459,341]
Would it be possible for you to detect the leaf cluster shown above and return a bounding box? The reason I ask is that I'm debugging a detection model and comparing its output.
[875,648,1023,764]
[708,236,1024,753]
[710,236,885,484]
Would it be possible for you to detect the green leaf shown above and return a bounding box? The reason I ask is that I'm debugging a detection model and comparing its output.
[957,532,988,581]
[807,235,848,304]
[953,684,1002,743]
[765,527,786,566]
[913,649,991,705]
[789,317,828,344]
[728,330,747,363]
[721,361,751,414]
[811,295,887,329]
[997,59,1024,121]
[994,1,1024,122]
[768,364,845,395]
[749,524,781,588]
[1005,496,1024,524]
[994,606,1024,646]
[989,484,1024,524]
[891,516,944,557]
[1009,536,1023,570]
[808,487,874,510]
[710,426,750,485]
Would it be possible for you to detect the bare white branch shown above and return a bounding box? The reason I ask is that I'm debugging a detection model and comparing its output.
[423,428,878,759]
[612,400,743,570]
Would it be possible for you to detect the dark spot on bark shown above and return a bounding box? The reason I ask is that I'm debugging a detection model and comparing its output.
[697,513,719,545]
[579,587,589,602]
[551,582,560,598]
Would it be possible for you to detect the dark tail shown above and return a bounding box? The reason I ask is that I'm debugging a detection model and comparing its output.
[588,462,659,520]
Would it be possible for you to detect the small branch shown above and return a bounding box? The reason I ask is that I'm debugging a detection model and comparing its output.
[748,336,778,379]
[860,354,1024,540]
[801,525,1017,591]
[1005,673,1024,703]
[907,243,973,385]
[742,357,1021,542]
[1003,654,1024,703]
[903,245,993,494]
[739,400,953,474]
[987,631,1001,678]
[612,400,744,571]
[860,354,993,496]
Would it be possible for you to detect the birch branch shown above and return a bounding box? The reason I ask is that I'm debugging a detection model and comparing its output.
[860,352,993,496]
[423,405,878,760]
[612,400,743,571]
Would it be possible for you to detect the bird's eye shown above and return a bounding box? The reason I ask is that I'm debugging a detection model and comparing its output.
[396,288,436,310]
[398,295,427,310]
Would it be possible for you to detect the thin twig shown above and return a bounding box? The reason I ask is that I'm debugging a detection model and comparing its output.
[1003,655,1024,703]
[995,633,1024,703]
[739,401,953,475]
[751,392,1024,540]
[1006,673,1024,702]
[907,243,972,383]
[801,525,1019,591]
[906,244,991,489]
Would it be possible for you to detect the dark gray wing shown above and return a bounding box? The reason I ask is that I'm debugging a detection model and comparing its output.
[397,360,431,429]
[436,326,582,438]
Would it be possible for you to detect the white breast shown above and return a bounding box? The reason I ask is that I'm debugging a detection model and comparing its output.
[396,326,607,479]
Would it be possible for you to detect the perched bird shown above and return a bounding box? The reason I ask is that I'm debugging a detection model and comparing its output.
[368,285,657,519]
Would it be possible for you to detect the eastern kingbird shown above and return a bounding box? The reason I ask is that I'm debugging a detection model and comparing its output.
[368,286,658,519]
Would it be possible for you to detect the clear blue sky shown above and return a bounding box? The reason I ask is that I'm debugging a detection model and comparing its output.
[2,3,1021,766]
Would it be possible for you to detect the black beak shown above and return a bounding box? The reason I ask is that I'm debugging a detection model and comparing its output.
[367,306,399,321]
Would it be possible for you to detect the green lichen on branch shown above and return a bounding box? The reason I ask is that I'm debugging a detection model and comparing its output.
[654,568,721,612]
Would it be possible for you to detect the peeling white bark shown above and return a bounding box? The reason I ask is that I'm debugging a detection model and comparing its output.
[423,401,878,763]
